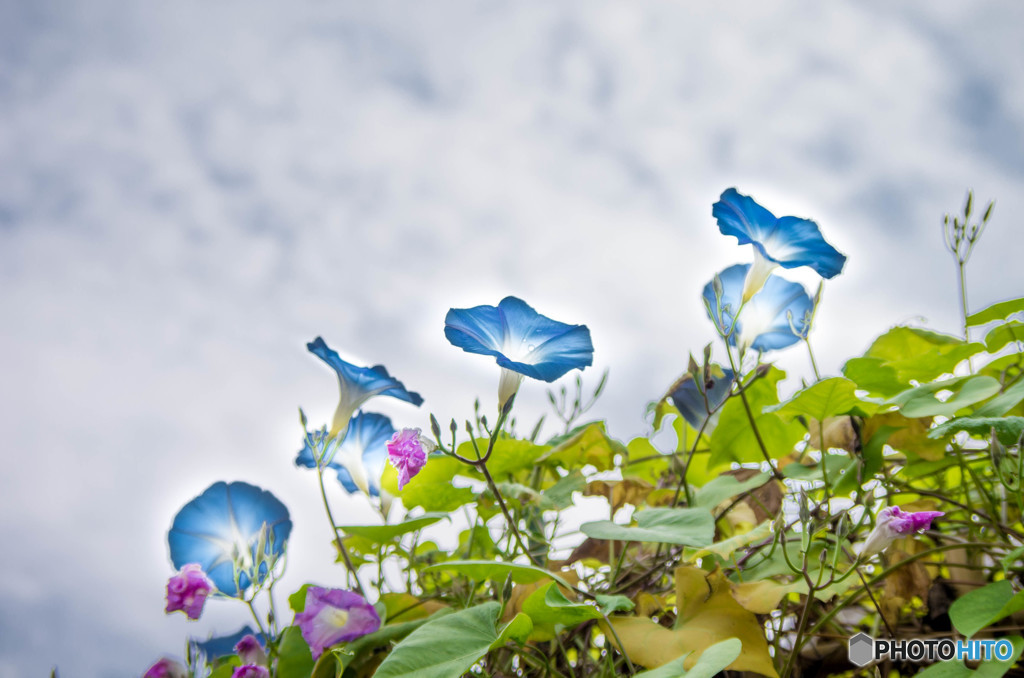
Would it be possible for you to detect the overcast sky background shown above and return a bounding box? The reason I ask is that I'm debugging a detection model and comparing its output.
[2,1,1024,676]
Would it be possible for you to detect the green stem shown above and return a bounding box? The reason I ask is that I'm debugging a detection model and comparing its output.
[316,465,368,599]
[725,347,784,480]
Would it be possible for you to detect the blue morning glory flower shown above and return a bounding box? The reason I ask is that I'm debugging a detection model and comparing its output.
[444,296,594,408]
[308,337,423,437]
[713,188,846,302]
[703,263,813,353]
[667,365,735,433]
[167,481,292,597]
[295,412,395,496]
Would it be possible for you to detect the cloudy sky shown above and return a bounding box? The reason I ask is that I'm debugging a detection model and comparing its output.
[2,1,1023,676]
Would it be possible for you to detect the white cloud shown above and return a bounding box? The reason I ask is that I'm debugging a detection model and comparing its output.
[2,1,1023,675]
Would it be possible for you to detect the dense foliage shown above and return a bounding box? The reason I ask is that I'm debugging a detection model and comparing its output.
[141,190,1024,678]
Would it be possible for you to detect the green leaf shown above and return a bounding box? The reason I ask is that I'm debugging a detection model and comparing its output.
[338,612,453,672]
[693,473,771,510]
[539,470,585,510]
[492,612,533,647]
[709,367,804,469]
[455,437,551,477]
[986,321,1024,353]
[594,593,635,615]
[289,584,313,613]
[950,580,1024,638]
[521,582,602,636]
[382,454,475,512]
[539,422,627,471]
[338,513,449,543]
[928,416,1024,446]
[276,625,316,678]
[373,602,502,678]
[968,296,1024,326]
[766,377,876,420]
[842,357,905,397]
[888,375,1001,418]
[634,638,743,678]
[860,326,983,383]
[581,507,715,547]
[974,379,1024,417]
[686,520,774,561]
[422,560,573,589]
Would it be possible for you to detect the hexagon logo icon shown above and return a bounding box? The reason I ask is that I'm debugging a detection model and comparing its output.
[848,632,874,667]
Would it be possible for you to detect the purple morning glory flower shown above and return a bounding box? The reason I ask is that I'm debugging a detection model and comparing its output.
[296,412,396,496]
[387,428,429,490]
[294,586,381,659]
[144,658,187,678]
[165,563,215,620]
[667,366,735,433]
[862,506,945,557]
[703,263,813,353]
[308,337,423,438]
[234,634,267,666]
[231,666,269,678]
[168,482,292,597]
[445,296,594,408]
[713,188,846,302]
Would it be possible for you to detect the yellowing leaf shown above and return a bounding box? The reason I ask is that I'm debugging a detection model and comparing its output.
[586,478,654,514]
[540,423,627,471]
[606,567,778,678]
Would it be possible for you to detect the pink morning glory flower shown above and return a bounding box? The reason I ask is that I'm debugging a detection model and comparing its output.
[387,428,428,490]
[143,658,187,678]
[231,666,270,678]
[234,634,267,666]
[165,563,215,620]
[862,506,944,558]
[294,586,381,659]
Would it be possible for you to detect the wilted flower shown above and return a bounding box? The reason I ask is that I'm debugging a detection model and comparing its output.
[168,482,292,597]
[296,412,396,497]
[234,634,267,666]
[143,658,187,678]
[444,296,594,409]
[294,586,381,659]
[307,337,423,438]
[666,366,735,433]
[231,666,269,678]
[862,506,945,558]
[713,188,846,302]
[703,263,813,353]
[190,626,260,660]
[387,428,430,490]
[165,563,215,620]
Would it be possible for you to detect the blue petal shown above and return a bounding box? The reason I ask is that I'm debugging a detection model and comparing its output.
[668,366,735,431]
[294,413,395,496]
[713,188,846,278]
[168,482,292,597]
[444,296,594,382]
[307,337,424,407]
[703,264,812,353]
[191,626,260,660]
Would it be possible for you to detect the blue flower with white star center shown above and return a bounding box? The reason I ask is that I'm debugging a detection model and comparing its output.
[703,263,813,353]
[296,412,395,496]
[307,337,423,437]
[713,188,846,301]
[444,297,594,408]
[167,481,292,597]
